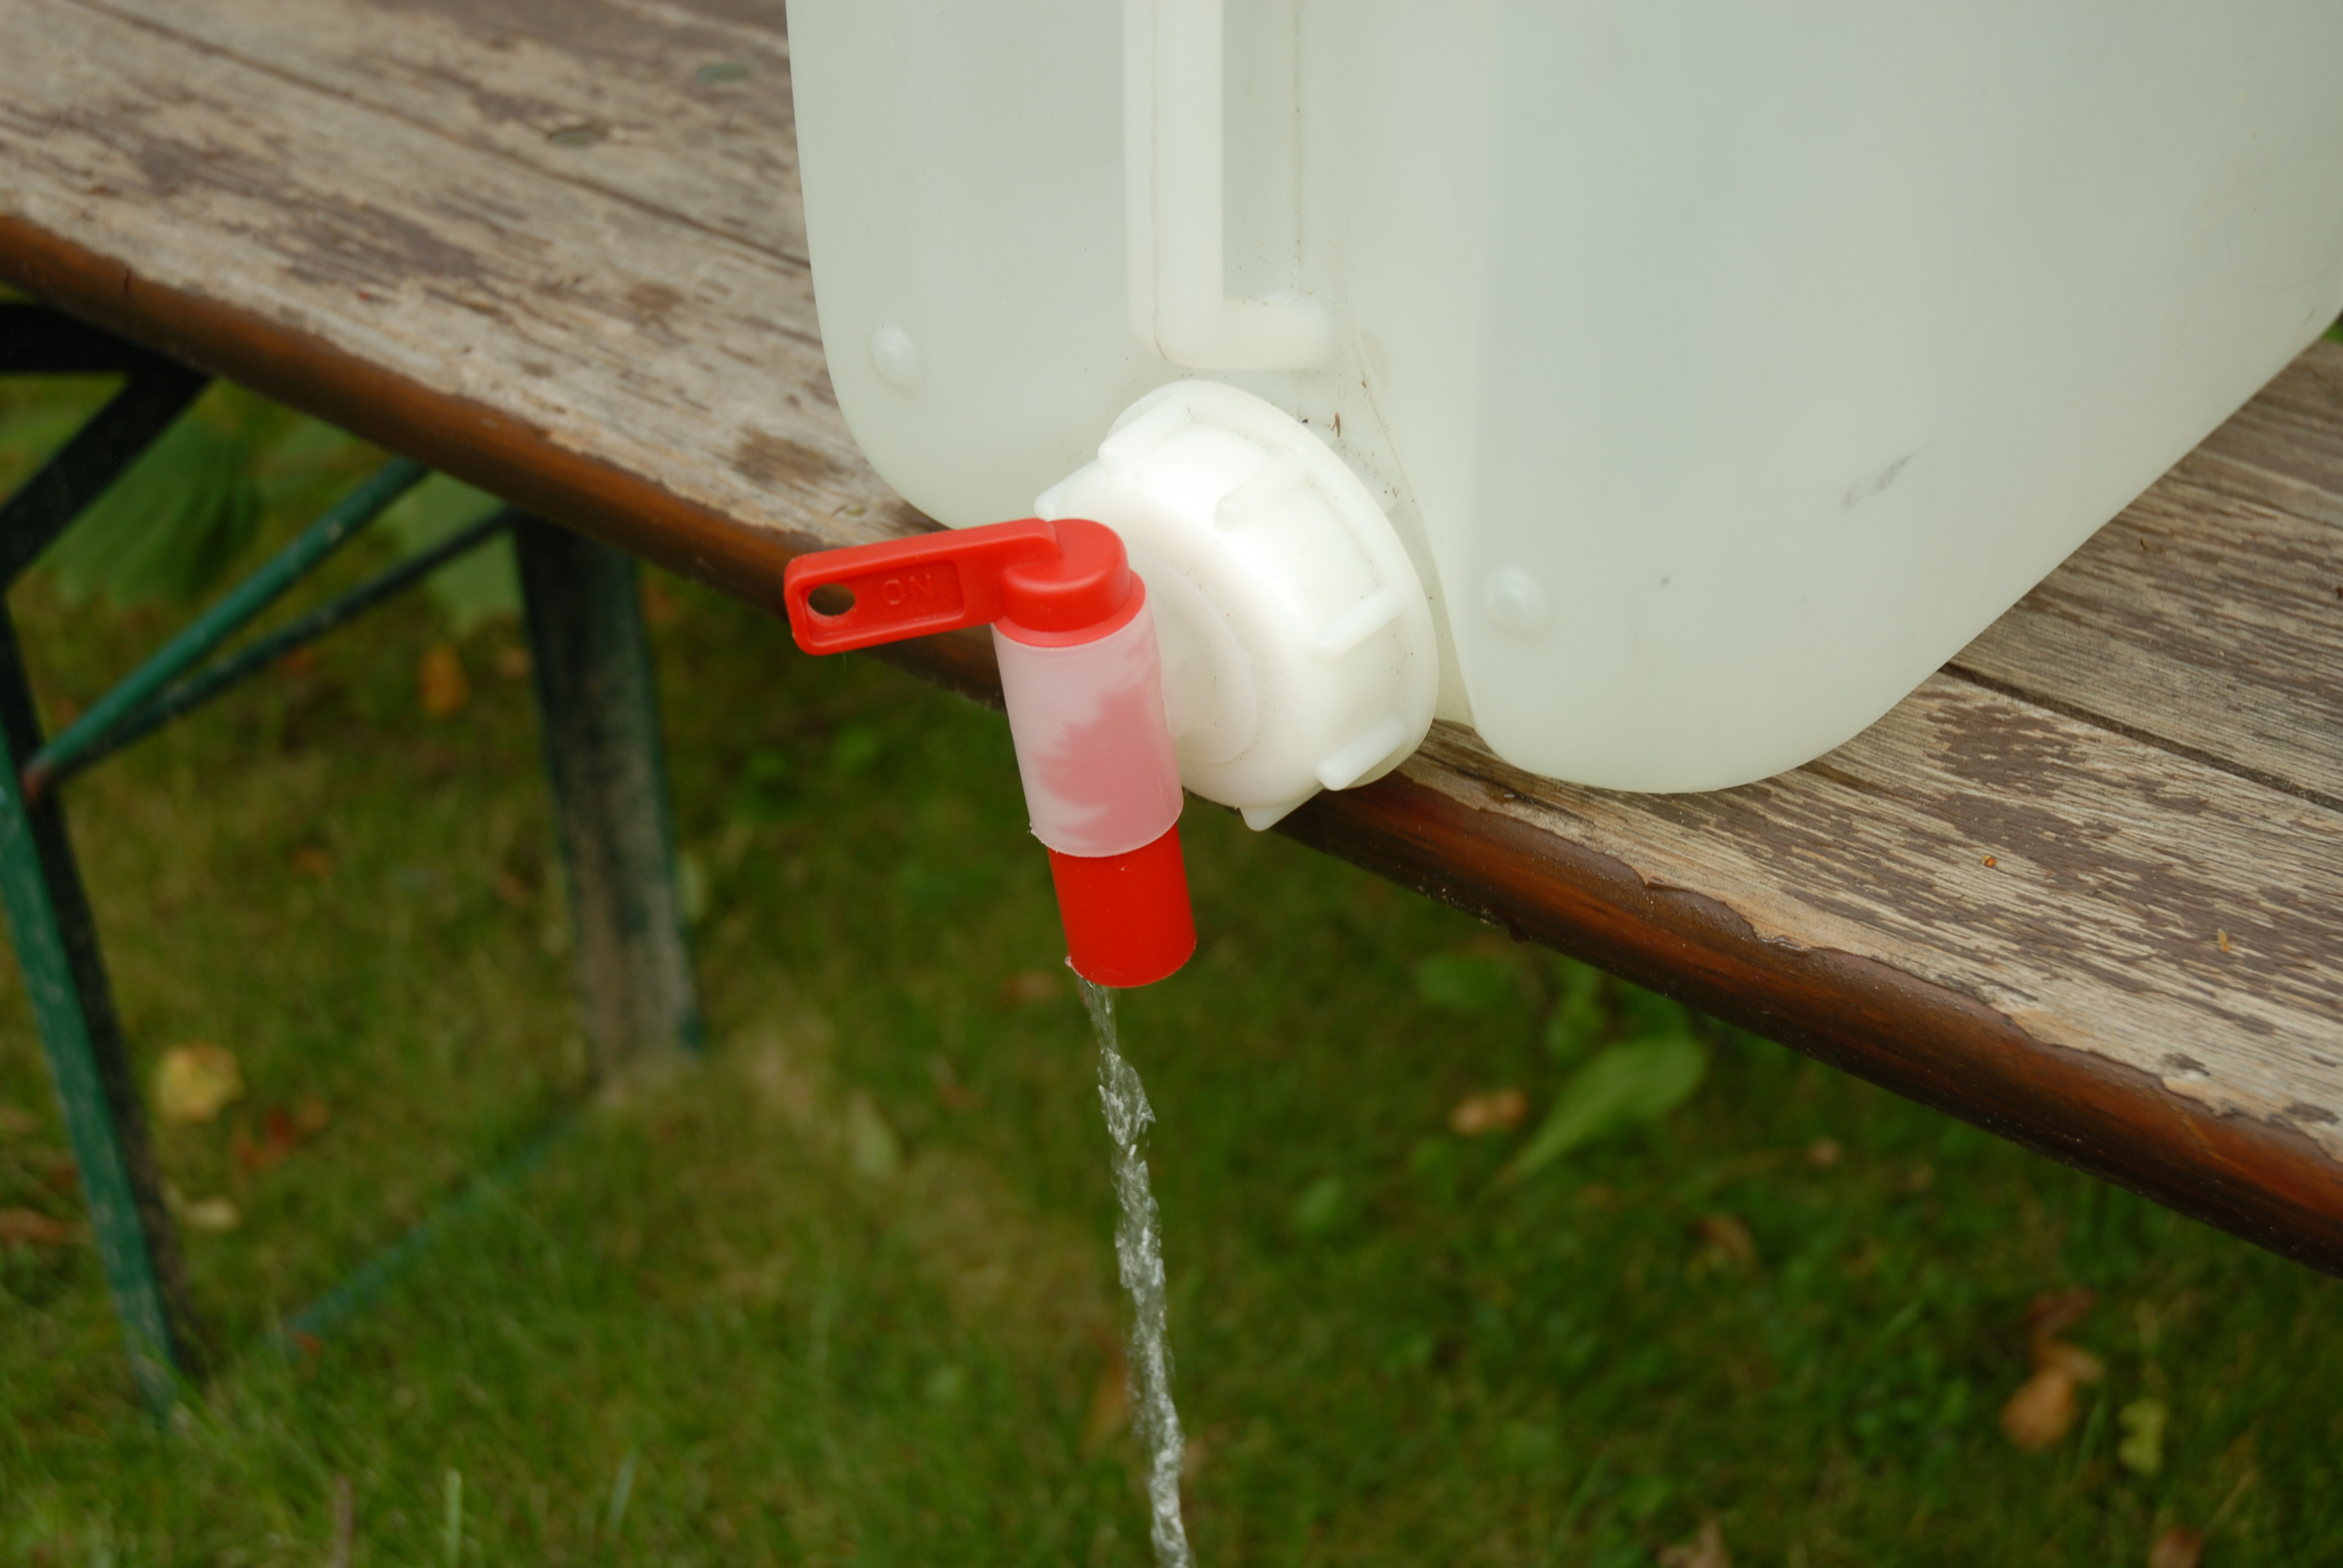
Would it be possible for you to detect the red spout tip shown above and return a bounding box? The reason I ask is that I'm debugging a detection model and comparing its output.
[1046,824,1196,988]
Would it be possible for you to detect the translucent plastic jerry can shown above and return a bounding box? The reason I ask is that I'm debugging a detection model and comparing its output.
[787,0,2343,799]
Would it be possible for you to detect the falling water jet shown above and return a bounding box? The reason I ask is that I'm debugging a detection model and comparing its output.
[1079,976,1194,1568]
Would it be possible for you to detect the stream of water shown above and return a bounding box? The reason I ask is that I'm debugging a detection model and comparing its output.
[1078,977,1195,1568]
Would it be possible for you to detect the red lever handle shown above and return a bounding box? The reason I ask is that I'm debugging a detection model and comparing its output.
[782,518,1061,654]
[783,517,1140,654]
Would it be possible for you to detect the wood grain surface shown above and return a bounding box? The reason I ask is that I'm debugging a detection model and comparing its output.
[1954,354,2343,811]
[4,0,2340,1267]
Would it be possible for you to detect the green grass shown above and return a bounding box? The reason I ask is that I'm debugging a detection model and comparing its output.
[1,387,2339,1565]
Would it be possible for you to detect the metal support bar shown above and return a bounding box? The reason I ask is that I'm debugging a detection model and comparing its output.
[0,361,208,585]
[22,458,426,795]
[24,508,514,799]
[514,516,703,1076]
[0,606,200,1411]
[277,1109,578,1353]
[0,303,187,377]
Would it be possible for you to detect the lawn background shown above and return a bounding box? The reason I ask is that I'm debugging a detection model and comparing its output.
[1,376,2338,1565]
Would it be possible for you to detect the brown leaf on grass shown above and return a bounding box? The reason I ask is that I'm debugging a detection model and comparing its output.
[2001,1364,2079,1451]
[2148,1525,2205,1568]
[2028,1287,2096,1339]
[1448,1088,1529,1135]
[233,1100,330,1175]
[1694,1214,1759,1270]
[2034,1336,2105,1385]
[1804,1137,1844,1168]
[290,844,336,878]
[180,1195,240,1232]
[0,1207,71,1245]
[417,643,470,718]
[1657,1518,1731,1568]
[153,1043,245,1124]
[2002,1286,2101,1451]
[997,969,1062,1007]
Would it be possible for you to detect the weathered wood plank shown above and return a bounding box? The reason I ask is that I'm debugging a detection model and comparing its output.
[1281,750,2343,1272]
[1,0,910,580]
[2195,342,2343,531]
[1399,681,2343,1157]
[5,0,2343,1267]
[1952,420,2343,807]
[83,0,804,260]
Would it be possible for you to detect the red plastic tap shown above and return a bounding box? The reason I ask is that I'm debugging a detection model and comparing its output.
[782,519,1195,987]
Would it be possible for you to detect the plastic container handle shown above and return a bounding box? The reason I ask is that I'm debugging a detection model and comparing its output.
[1124,0,1331,369]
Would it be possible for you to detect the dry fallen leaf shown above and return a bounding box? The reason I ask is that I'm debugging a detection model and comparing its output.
[418,643,471,718]
[2028,1287,2096,1339]
[1694,1214,1759,1270]
[1448,1088,1529,1135]
[180,1195,240,1233]
[997,969,1062,1007]
[2002,1285,2106,1452]
[2034,1336,2105,1385]
[2148,1525,2205,1568]
[2001,1364,2080,1451]
[234,1100,332,1175]
[1657,1518,1732,1568]
[2147,1525,2206,1568]
[0,1207,71,1245]
[153,1043,246,1125]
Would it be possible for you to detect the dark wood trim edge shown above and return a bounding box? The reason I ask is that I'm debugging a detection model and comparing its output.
[1282,766,2343,1276]
[11,214,2339,1276]
[0,216,827,615]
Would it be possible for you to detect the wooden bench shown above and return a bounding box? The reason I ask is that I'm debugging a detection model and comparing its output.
[4,0,2339,1279]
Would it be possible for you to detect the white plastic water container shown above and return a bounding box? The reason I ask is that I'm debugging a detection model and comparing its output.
[788,0,2343,797]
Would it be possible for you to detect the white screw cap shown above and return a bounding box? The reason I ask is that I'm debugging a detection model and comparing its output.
[1036,382,1439,829]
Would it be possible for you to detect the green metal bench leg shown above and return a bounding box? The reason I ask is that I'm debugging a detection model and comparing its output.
[0,608,200,1412]
[514,517,703,1077]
